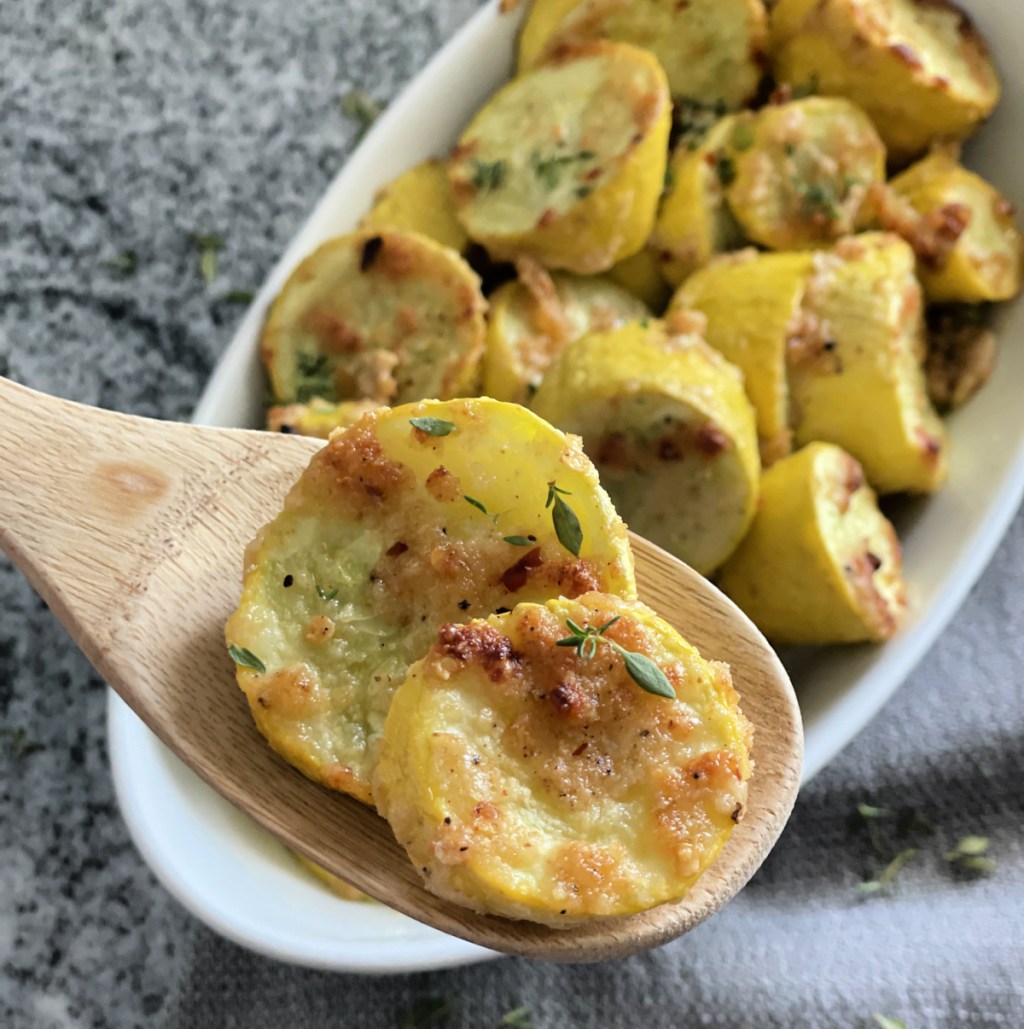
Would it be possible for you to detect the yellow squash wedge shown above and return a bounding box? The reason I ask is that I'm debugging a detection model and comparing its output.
[717,442,907,645]
[532,320,760,574]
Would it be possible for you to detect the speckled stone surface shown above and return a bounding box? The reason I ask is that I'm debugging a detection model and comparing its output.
[1,2,1022,1027]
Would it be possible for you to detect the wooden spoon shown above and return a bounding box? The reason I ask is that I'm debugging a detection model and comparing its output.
[0,376,802,962]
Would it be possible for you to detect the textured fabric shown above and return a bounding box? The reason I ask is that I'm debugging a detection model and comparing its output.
[1,1,1022,1027]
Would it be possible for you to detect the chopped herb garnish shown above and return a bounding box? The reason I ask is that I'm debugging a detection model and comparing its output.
[557,617,675,698]
[673,96,727,150]
[544,481,582,555]
[500,1006,532,1029]
[575,185,592,200]
[859,848,917,894]
[793,179,841,221]
[715,152,737,187]
[944,836,995,874]
[464,495,490,515]
[191,232,223,285]
[409,417,457,437]
[531,150,595,189]
[503,535,535,547]
[791,75,820,101]
[340,88,383,141]
[872,1017,907,1029]
[397,997,450,1029]
[732,124,755,151]
[662,164,676,196]
[1,727,44,760]
[317,585,339,601]
[470,158,508,192]
[228,644,266,673]
[857,803,892,820]
[104,250,138,276]
[224,288,254,304]
[295,351,335,401]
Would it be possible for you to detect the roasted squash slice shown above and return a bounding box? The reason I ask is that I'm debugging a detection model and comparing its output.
[374,591,752,925]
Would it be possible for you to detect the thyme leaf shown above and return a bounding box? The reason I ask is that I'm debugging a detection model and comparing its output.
[317,585,339,601]
[859,848,917,894]
[224,288,254,304]
[944,836,995,873]
[228,644,266,674]
[551,494,582,557]
[104,250,138,275]
[191,232,223,285]
[470,159,507,191]
[872,1017,907,1029]
[558,618,676,699]
[463,495,490,515]
[715,152,737,187]
[340,88,383,141]
[531,149,595,189]
[409,416,457,437]
[503,535,535,547]
[501,1006,533,1029]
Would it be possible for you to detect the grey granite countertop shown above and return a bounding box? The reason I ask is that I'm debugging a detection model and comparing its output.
[1,1,1022,1027]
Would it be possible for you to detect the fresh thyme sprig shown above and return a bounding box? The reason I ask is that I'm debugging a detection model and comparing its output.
[546,481,583,557]
[556,617,676,699]
[944,836,995,874]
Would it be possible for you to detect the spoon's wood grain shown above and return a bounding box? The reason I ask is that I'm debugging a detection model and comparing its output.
[0,376,802,961]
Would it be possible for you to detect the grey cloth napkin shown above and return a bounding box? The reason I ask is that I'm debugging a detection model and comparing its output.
[1,1,1021,1027]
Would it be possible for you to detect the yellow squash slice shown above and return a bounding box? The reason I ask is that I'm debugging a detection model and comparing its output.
[261,229,486,405]
[359,158,469,254]
[889,150,1023,304]
[483,267,648,405]
[374,592,752,925]
[449,41,671,274]
[770,0,1000,164]
[650,113,752,287]
[532,320,760,574]
[788,233,947,494]
[717,443,907,645]
[727,97,886,251]
[266,398,379,438]
[517,0,768,109]
[672,250,814,465]
[225,399,636,805]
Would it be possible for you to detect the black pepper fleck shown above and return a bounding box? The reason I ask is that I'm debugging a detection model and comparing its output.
[360,235,383,271]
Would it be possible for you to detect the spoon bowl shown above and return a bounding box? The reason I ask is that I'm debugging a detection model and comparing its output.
[0,376,802,961]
